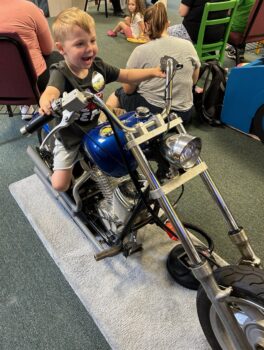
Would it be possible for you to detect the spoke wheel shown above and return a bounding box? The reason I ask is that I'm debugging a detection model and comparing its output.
[197,265,264,350]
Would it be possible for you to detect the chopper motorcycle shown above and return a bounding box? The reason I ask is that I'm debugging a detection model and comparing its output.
[21,56,264,349]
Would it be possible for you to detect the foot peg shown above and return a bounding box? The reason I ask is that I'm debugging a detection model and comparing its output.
[123,242,143,258]
[94,245,122,261]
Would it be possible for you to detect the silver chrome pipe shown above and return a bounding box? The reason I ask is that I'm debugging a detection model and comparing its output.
[175,123,261,265]
[33,166,103,252]
[126,134,202,266]
[193,261,251,350]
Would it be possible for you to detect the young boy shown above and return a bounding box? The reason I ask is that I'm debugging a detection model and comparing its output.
[39,7,165,192]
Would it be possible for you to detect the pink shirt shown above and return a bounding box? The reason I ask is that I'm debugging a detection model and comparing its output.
[0,0,54,76]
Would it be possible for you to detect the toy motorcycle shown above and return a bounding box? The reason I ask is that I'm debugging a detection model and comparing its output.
[21,56,264,349]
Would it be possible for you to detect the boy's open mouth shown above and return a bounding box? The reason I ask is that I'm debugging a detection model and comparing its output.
[82,56,93,63]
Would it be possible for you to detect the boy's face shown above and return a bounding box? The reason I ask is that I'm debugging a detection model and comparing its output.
[56,25,98,72]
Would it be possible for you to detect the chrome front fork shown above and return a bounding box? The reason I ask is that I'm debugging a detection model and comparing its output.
[127,132,254,350]
[176,123,261,268]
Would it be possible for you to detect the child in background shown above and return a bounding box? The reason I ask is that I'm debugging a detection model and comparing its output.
[107,0,145,39]
[39,7,165,192]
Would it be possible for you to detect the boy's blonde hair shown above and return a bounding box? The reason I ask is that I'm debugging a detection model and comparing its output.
[52,7,95,42]
[144,2,168,40]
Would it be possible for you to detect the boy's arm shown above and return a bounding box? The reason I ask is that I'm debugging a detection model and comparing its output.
[39,86,60,115]
[117,67,165,84]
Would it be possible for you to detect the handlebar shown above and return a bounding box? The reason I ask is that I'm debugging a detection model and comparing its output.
[20,113,54,135]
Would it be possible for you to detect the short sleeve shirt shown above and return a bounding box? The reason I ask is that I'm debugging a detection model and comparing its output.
[231,0,255,33]
[126,36,200,111]
[48,57,120,148]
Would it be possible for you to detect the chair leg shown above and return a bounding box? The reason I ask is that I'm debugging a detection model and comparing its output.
[104,0,108,18]
[84,0,88,12]
[97,0,108,18]
[235,47,240,66]
[6,105,13,117]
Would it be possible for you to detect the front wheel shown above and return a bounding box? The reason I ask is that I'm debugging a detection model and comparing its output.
[197,265,264,350]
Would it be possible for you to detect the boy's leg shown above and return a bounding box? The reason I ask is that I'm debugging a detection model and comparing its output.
[51,169,72,192]
[52,139,80,192]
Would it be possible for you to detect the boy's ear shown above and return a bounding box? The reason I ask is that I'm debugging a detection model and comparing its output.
[55,42,65,55]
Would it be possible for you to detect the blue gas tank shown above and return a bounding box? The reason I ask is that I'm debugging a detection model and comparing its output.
[83,110,153,178]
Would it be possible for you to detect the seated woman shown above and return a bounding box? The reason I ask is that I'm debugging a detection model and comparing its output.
[106,2,200,124]
[168,0,227,44]
[0,0,62,119]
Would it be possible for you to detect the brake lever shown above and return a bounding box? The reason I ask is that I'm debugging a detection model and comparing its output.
[39,109,80,150]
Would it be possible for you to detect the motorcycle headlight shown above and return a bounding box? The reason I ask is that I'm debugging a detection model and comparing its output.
[162,133,202,169]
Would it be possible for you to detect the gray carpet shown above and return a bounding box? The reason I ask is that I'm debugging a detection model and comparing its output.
[10,174,211,350]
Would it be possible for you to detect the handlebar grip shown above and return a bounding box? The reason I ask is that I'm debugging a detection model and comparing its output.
[20,113,54,135]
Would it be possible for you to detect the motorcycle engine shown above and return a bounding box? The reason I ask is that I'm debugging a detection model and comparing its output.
[96,177,147,234]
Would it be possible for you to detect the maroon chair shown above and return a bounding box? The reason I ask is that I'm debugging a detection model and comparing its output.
[0,32,40,117]
[228,0,264,64]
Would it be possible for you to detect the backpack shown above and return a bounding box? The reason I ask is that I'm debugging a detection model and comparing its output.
[194,61,227,126]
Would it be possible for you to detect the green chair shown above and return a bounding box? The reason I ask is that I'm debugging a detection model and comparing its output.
[195,0,238,65]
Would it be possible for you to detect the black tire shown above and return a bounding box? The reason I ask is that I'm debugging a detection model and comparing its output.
[250,104,264,143]
[167,244,218,290]
[167,244,200,290]
[197,265,264,349]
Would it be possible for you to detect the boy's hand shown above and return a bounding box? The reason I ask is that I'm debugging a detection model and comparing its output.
[154,67,166,78]
[39,86,60,115]
[39,100,52,115]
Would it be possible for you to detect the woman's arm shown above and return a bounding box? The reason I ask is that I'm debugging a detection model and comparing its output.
[192,67,200,85]
[179,3,190,17]
[34,7,54,55]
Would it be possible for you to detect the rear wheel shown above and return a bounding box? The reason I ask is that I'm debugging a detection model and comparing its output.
[197,265,264,349]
